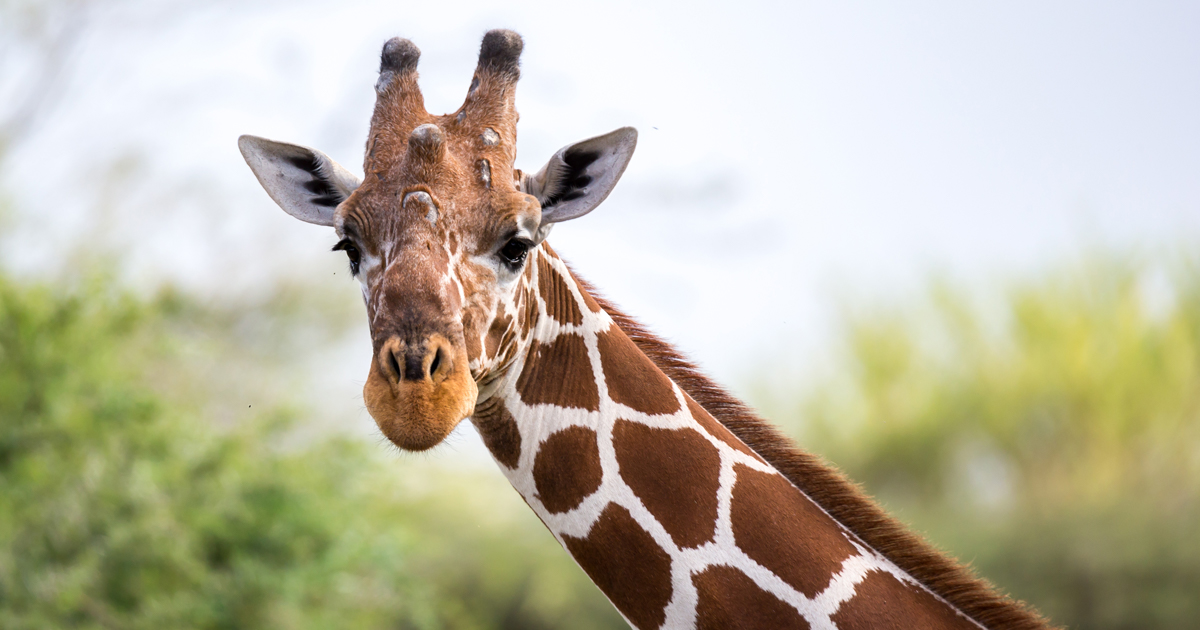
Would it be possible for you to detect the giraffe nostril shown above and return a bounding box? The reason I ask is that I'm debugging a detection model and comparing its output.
[428,344,454,383]
[429,347,442,378]
[387,348,402,383]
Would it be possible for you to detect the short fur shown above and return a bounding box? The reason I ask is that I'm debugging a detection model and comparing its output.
[571,271,1056,630]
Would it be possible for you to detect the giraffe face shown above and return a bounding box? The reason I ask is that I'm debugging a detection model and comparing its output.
[238,30,636,452]
[333,151,540,451]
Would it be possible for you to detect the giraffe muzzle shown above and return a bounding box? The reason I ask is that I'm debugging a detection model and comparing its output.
[363,333,478,451]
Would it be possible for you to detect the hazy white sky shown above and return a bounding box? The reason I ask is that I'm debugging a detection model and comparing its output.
[5,0,1199,421]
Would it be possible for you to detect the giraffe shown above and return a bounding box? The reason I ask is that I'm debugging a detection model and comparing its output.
[238,30,1055,630]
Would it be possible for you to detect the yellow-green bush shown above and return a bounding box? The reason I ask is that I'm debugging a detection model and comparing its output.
[759,255,1200,629]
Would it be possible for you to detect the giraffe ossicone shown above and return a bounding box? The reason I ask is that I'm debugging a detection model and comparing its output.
[239,29,1056,630]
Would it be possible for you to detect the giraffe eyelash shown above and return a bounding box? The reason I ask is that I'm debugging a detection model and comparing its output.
[332,238,362,275]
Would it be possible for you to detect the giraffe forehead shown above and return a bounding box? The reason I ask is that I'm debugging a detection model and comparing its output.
[342,171,535,252]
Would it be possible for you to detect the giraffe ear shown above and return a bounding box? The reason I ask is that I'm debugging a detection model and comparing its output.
[522,127,637,226]
[238,135,361,227]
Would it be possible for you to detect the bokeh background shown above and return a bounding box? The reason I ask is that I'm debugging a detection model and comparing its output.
[3,1,1199,628]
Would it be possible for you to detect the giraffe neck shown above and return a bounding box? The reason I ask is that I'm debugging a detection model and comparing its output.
[469,245,991,630]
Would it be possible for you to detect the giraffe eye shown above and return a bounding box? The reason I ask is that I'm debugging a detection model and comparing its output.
[332,239,362,275]
[498,238,530,269]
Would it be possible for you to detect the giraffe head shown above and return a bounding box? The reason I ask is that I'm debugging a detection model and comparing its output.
[238,30,637,451]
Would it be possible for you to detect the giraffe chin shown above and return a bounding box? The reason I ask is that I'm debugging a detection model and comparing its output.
[362,349,478,452]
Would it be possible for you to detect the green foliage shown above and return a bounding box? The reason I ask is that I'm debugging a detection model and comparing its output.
[0,273,623,630]
[760,254,1200,629]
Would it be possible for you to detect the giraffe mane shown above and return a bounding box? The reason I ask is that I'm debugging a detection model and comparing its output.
[569,267,1057,630]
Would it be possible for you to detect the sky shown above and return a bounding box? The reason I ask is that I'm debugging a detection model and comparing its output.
[3,0,1199,448]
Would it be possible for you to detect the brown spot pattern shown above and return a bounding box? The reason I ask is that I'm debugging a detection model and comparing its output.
[552,252,604,313]
[587,289,1053,630]
[533,426,602,513]
[515,334,599,410]
[693,565,810,630]
[596,328,681,415]
[513,286,527,329]
[484,303,513,360]
[831,570,977,630]
[730,464,858,598]
[537,256,584,326]
[562,503,673,630]
[472,402,521,468]
[686,395,763,461]
[613,420,720,548]
[517,278,536,333]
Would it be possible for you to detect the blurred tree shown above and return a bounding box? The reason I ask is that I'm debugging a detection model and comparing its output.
[758,254,1200,629]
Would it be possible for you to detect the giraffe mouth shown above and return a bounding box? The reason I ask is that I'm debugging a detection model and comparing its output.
[362,334,478,451]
